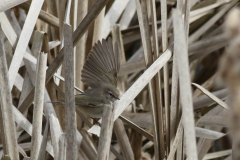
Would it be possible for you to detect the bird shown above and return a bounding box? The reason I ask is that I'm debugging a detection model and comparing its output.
[53,38,121,118]
[75,38,120,118]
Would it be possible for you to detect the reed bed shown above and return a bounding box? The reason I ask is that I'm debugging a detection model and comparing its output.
[0,0,238,159]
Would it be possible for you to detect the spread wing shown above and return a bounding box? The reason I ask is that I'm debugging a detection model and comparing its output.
[81,38,120,88]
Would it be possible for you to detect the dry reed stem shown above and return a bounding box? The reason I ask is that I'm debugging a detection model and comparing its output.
[76,108,125,160]
[111,24,127,92]
[192,83,229,109]
[176,124,183,159]
[73,0,109,45]
[8,0,44,90]
[49,114,63,159]
[65,0,72,23]
[150,1,166,159]
[80,128,97,160]
[63,22,78,160]
[114,119,134,160]
[195,127,226,139]
[198,115,228,127]
[97,103,115,160]
[92,6,105,45]
[59,134,66,160]
[170,44,179,147]
[197,106,227,159]
[2,10,57,120]
[75,0,88,91]
[1,155,12,160]
[167,118,183,160]
[161,0,170,155]
[45,0,109,95]
[13,104,54,156]
[102,0,129,38]
[15,32,55,119]
[19,2,59,28]
[31,51,48,160]
[190,0,230,18]
[49,41,61,50]
[0,0,27,12]
[109,146,126,160]
[118,59,146,76]
[0,25,19,160]
[111,25,133,159]
[119,115,153,141]
[37,119,49,160]
[119,0,136,30]
[192,73,217,98]
[203,149,232,160]
[173,9,198,159]
[188,0,238,44]
[46,0,59,47]
[135,0,162,159]
[17,72,32,108]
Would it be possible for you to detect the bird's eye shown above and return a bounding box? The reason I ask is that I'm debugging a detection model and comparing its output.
[109,92,114,98]
[108,92,120,100]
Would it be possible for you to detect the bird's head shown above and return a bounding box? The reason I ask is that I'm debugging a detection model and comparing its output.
[103,84,120,103]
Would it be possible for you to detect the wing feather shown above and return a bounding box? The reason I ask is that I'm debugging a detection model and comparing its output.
[81,38,120,88]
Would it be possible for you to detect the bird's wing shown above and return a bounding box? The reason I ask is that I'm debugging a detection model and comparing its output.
[75,93,103,106]
[81,38,120,88]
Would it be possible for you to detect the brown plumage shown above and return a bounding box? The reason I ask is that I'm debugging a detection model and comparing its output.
[51,38,120,118]
[75,38,121,118]
[81,38,120,88]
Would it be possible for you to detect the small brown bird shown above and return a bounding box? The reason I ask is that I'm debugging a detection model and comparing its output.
[72,38,120,118]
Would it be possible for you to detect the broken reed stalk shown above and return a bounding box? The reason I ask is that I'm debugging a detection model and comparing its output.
[8,0,44,90]
[31,51,48,160]
[0,25,19,160]
[173,9,198,159]
[13,102,54,156]
[97,103,115,160]
[63,22,78,160]
[4,11,56,120]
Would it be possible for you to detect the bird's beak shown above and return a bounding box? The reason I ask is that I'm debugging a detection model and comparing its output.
[116,97,120,100]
